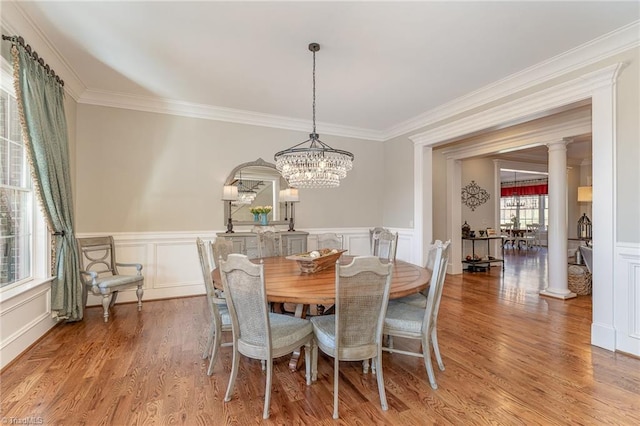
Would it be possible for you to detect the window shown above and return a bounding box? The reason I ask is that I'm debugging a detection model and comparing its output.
[500,195,548,228]
[500,171,548,229]
[0,79,33,288]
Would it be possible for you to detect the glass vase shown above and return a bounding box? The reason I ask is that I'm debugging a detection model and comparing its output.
[253,213,260,222]
[260,213,268,226]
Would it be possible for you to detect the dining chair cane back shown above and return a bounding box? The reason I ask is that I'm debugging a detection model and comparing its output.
[211,237,234,269]
[77,236,144,322]
[220,254,316,419]
[196,238,232,376]
[369,227,386,253]
[391,240,445,308]
[310,256,393,419]
[372,229,399,262]
[317,233,344,251]
[257,231,282,258]
[383,240,451,390]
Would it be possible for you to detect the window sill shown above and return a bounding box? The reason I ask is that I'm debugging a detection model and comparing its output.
[0,276,56,304]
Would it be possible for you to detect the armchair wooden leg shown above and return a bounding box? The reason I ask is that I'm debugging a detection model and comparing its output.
[102,295,111,322]
[136,285,143,311]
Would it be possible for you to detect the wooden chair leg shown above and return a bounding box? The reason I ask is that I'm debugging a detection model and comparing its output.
[202,323,214,360]
[224,343,240,403]
[374,354,388,411]
[136,285,143,311]
[102,295,111,322]
[263,358,273,419]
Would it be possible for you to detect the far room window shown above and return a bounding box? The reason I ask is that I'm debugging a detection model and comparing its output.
[500,170,548,229]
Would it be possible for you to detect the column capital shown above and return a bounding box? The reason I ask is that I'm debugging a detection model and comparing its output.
[547,139,568,151]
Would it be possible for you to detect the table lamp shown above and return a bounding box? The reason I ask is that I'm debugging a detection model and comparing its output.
[577,186,592,239]
[222,185,238,233]
[281,188,299,231]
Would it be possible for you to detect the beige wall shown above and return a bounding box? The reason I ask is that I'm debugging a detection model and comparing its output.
[616,47,640,242]
[461,158,495,233]
[381,135,414,228]
[75,104,384,232]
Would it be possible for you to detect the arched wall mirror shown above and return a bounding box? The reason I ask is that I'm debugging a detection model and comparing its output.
[223,158,292,227]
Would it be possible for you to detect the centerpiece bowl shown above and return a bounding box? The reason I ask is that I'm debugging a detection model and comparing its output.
[286,249,347,274]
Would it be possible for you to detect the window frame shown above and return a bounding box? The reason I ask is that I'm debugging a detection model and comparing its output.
[0,55,51,297]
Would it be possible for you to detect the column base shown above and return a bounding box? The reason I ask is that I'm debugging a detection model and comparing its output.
[539,289,577,300]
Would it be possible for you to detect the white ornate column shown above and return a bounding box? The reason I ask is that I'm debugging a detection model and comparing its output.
[541,139,576,299]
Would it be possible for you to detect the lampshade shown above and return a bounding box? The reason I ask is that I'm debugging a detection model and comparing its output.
[578,186,592,202]
[274,43,354,189]
[287,188,299,202]
[280,188,299,202]
[222,185,238,201]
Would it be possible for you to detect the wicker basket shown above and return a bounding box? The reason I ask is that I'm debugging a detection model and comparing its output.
[568,265,592,295]
[286,249,347,274]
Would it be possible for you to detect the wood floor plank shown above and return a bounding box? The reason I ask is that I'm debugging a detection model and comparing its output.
[2,248,639,424]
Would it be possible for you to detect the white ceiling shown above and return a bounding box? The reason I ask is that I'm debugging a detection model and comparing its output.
[5,1,640,137]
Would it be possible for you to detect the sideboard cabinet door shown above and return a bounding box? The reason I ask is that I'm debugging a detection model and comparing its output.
[282,233,308,256]
[216,231,308,258]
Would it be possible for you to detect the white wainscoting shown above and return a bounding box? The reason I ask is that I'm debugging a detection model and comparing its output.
[614,243,640,357]
[0,279,56,370]
[82,228,418,307]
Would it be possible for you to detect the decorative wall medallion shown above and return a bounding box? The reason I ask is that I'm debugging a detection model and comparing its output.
[461,180,490,211]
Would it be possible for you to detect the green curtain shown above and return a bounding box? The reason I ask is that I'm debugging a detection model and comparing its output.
[11,43,83,321]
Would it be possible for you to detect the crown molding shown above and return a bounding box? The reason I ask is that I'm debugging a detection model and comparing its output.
[410,63,623,148]
[4,0,636,143]
[1,1,86,101]
[385,20,640,141]
[78,89,384,142]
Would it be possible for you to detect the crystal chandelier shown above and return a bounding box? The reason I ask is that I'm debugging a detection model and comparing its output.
[274,43,354,189]
[234,178,259,205]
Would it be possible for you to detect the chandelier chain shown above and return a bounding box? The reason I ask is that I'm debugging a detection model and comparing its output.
[312,47,316,135]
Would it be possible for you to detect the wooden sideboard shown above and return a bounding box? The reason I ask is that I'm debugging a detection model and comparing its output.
[216,230,308,258]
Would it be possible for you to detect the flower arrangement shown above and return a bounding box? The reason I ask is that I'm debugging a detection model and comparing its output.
[250,205,272,215]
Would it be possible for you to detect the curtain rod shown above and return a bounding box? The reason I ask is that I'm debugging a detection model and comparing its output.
[2,34,65,87]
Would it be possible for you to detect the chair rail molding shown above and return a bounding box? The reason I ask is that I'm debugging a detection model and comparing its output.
[77,228,418,307]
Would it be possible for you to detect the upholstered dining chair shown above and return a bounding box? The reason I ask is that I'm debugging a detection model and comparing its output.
[77,236,144,322]
[369,227,386,251]
[310,256,393,419]
[211,237,234,269]
[219,254,316,419]
[372,229,398,262]
[257,231,282,258]
[317,232,344,250]
[382,239,450,390]
[391,240,450,309]
[196,238,232,376]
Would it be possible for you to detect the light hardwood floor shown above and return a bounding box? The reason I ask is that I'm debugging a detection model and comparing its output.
[2,249,639,425]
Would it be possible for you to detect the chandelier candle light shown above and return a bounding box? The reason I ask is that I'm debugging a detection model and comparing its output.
[274,43,354,189]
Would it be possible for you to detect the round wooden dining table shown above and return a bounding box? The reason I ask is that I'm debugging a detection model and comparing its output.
[211,255,431,305]
[211,254,431,371]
